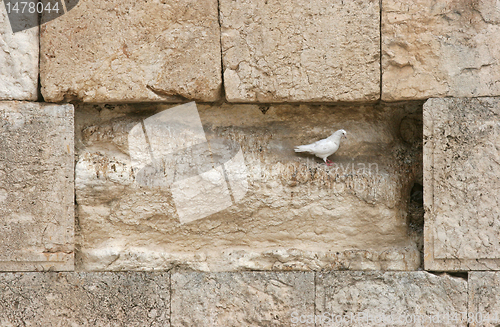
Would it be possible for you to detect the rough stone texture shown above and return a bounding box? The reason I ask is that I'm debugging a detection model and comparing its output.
[75,102,422,271]
[0,102,74,271]
[469,272,500,327]
[40,0,221,103]
[316,271,467,326]
[0,272,170,326]
[220,0,380,102]
[0,6,38,100]
[382,0,500,101]
[171,271,314,326]
[424,98,500,270]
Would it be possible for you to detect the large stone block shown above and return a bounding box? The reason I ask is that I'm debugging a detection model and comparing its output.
[220,0,380,102]
[75,101,422,271]
[316,271,467,326]
[424,98,500,270]
[382,0,500,101]
[469,272,500,327]
[171,271,314,326]
[0,102,74,271]
[0,272,170,326]
[0,7,38,100]
[40,0,221,103]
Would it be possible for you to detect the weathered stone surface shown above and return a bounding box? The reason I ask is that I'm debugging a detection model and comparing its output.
[382,0,500,101]
[220,0,380,102]
[424,98,500,270]
[316,271,467,326]
[0,7,38,100]
[469,272,500,327]
[0,102,74,271]
[40,0,221,103]
[171,271,314,326]
[0,272,170,326]
[75,102,422,271]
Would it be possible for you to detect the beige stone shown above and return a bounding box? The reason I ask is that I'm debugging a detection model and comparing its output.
[382,0,500,101]
[40,0,221,103]
[220,0,380,102]
[0,7,38,100]
[469,272,500,327]
[0,102,74,271]
[75,101,422,271]
[0,272,170,326]
[316,271,467,326]
[424,98,500,270]
[171,271,314,326]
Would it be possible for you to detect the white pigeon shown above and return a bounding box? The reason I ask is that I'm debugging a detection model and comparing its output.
[294,129,347,166]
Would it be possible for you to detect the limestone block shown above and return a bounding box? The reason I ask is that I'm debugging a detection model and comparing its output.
[316,271,467,326]
[469,272,500,327]
[382,0,500,101]
[0,102,74,271]
[40,0,221,103]
[0,272,170,326]
[75,101,422,271]
[220,0,380,102]
[0,7,38,100]
[424,98,500,270]
[171,271,314,326]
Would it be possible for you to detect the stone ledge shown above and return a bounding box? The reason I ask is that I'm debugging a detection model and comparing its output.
[0,271,469,326]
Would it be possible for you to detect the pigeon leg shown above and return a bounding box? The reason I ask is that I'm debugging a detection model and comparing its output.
[326,159,334,166]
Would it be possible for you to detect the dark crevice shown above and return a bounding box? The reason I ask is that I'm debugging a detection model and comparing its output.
[37,10,43,102]
[313,272,317,327]
[447,272,469,281]
[169,271,172,327]
[379,0,383,100]
[259,105,270,114]
[408,183,424,232]
[217,0,226,103]
[427,271,469,281]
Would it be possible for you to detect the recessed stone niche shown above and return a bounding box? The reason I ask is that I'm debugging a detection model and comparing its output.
[75,102,422,271]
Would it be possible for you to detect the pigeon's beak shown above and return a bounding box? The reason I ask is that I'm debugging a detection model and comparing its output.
[343,134,347,139]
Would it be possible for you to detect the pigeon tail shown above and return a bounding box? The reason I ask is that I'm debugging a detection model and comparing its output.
[294,145,311,153]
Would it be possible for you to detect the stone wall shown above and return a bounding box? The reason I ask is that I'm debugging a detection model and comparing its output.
[1,0,500,324]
